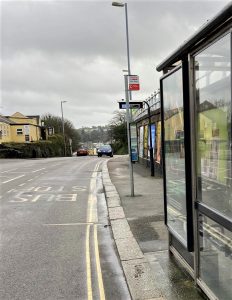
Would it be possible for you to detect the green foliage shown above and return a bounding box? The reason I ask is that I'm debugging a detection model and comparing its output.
[42,113,81,153]
[0,135,64,158]
[77,126,109,144]
[109,111,128,154]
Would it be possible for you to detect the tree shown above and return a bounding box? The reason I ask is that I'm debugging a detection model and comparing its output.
[77,126,110,144]
[109,110,128,154]
[42,113,80,154]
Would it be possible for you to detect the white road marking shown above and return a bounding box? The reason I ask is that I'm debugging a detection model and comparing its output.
[1,168,17,173]
[2,174,25,184]
[57,186,64,192]
[9,193,29,203]
[72,186,87,191]
[27,179,33,182]
[56,194,77,202]
[18,183,26,187]
[32,168,46,173]
[31,194,55,202]
[34,186,52,192]
[44,222,95,226]
[7,189,16,193]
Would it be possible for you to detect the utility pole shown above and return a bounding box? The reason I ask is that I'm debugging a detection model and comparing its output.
[61,100,67,156]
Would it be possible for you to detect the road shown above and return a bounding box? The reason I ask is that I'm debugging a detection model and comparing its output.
[0,157,131,300]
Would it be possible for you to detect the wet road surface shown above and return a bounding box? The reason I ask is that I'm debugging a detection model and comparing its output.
[0,157,131,300]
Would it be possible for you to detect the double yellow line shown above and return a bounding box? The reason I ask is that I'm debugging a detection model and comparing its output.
[86,161,105,300]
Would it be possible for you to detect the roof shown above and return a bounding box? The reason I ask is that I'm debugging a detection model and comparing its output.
[10,112,29,119]
[156,3,232,72]
[0,115,16,124]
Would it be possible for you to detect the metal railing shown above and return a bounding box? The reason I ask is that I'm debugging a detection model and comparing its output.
[132,90,160,121]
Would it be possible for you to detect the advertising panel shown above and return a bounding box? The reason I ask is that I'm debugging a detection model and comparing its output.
[156,121,161,163]
[144,125,148,158]
[148,124,156,158]
[130,123,138,162]
[139,126,144,158]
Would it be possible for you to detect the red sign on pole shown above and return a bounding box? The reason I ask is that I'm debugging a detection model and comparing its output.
[128,75,140,91]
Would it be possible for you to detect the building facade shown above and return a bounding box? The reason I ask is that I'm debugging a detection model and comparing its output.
[1,112,43,143]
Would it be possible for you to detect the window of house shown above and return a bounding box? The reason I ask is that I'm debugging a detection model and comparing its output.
[17,129,23,135]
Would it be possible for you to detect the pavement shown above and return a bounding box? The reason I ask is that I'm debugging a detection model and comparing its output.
[102,155,207,300]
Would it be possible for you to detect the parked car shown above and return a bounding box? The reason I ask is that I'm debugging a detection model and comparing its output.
[97,145,113,157]
[77,147,88,156]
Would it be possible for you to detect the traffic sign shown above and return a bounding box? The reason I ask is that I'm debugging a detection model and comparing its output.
[118,101,143,109]
[128,75,140,91]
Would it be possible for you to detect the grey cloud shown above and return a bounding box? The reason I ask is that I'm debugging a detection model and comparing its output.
[1,0,230,128]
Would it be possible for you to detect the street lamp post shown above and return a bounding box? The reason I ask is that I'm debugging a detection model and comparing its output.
[143,100,154,176]
[61,100,67,156]
[112,1,134,196]
[112,2,131,86]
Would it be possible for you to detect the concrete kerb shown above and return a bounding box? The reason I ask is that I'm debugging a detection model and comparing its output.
[102,160,166,300]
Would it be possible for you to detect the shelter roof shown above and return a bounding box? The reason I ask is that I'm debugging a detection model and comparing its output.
[156,3,232,72]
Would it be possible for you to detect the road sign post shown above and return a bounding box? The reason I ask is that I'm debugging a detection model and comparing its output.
[124,75,134,197]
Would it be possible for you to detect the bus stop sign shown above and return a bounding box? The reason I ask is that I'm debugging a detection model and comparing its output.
[128,75,140,91]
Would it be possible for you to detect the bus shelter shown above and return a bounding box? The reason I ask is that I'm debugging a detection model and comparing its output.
[156,4,232,300]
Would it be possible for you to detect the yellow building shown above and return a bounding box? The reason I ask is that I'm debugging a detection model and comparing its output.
[0,115,12,143]
[1,112,43,143]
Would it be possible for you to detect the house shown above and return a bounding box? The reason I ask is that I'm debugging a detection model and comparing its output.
[0,115,13,143]
[1,112,44,143]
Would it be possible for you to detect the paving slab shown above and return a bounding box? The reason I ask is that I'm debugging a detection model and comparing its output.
[105,190,120,198]
[115,236,144,261]
[111,218,133,240]
[107,197,121,208]
[109,206,125,220]
[104,185,117,193]
[122,258,164,300]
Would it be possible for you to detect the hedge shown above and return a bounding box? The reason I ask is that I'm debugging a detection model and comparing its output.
[0,135,65,158]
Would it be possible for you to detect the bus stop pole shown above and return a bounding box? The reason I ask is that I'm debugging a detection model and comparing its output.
[124,75,134,197]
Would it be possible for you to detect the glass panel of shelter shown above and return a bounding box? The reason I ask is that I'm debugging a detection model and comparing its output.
[162,66,188,247]
[194,32,232,300]
[195,33,232,220]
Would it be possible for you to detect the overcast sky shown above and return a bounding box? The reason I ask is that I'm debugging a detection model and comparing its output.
[1,0,230,128]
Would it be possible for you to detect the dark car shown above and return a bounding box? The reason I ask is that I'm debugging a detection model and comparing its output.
[97,145,113,157]
[77,147,88,156]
